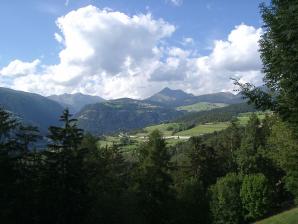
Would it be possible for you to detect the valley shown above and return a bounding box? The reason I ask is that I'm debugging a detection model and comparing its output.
[97,112,266,152]
[0,86,248,135]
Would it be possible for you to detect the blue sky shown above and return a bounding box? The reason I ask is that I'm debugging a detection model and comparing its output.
[0,0,269,98]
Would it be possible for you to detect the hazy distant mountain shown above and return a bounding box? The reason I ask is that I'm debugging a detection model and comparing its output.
[146,87,244,107]
[0,87,63,132]
[48,93,105,113]
[195,92,244,104]
[146,87,198,107]
[76,98,183,135]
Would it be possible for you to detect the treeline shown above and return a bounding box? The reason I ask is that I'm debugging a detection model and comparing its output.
[176,102,256,125]
[1,107,297,224]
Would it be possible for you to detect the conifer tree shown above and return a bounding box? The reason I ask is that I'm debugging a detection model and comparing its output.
[0,108,18,222]
[134,130,173,224]
[42,109,87,224]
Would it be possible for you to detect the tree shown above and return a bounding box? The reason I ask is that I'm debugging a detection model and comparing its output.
[210,173,244,224]
[134,130,173,224]
[83,143,129,224]
[175,177,209,224]
[240,174,271,221]
[268,118,298,204]
[41,109,87,224]
[234,0,298,204]
[235,0,298,129]
[16,125,41,153]
[188,137,218,188]
[0,108,19,222]
[235,114,264,174]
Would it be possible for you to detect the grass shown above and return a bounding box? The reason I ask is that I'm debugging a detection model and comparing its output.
[255,207,298,224]
[176,122,230,136]
[238,112,266,125]
[98,112,269,149]
[176,102,228,112]
[143,123,179,136]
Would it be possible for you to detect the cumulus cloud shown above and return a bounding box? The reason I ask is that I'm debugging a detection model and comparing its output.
[168,0,183,7]
[182,37,194,46]
[0,5,263,99]
[0,59,40,77]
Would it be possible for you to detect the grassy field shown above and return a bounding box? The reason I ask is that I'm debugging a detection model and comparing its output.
[238,112,266,125]
[255,207,298,224]
[176,102,227,112]
[98,112,268,149]
[176,122,230,136]
[143,123,179,136]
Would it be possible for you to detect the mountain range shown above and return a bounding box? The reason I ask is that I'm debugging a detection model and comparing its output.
[48,93,105,113]
[0,86,247,134]
[0,87,63,132]
[76,98,183,135]
[146,87,244,107]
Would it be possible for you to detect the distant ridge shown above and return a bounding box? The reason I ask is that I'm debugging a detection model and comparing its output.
[76,98,182,135]
[48,93,105,113]
[146,87,244,107]
[0,87,63,132]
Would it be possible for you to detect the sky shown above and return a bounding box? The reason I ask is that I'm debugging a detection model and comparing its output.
[0,0,269,99]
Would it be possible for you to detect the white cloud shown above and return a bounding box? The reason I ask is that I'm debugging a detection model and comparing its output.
[182,37,194,46]
[54,33,63,43]
[168,0,183,6]
[0,5,263,99]
[0,59,40,77]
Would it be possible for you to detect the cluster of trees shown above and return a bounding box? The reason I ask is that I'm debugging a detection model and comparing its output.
[1,106,297,224]
[176,103,256,126]
[1,0,298,223]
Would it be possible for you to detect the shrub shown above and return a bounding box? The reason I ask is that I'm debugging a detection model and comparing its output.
[240,173,271,221]
[210,173,244,224]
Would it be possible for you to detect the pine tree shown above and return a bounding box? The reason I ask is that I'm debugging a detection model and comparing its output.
[0,108,19,222]
[134,130,173,224]
[235,114,263,174]
[41,109,87,224]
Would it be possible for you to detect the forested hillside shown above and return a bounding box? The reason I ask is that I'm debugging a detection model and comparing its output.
[0,87,63,131]
[0,0,297,224]
[48,93,105,113]
[176,102,256,125]
[76,98,183,134]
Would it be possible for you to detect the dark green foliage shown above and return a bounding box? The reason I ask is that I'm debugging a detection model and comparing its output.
[76,98,183,135]
[133,130,174,224]
[210,173,244,224]
[176,103,256,125]
[175,177,210,224]
[0,87,63,132]
[188,137,219,188]
[267,118,298,204]
[41,109,87,224]
[235,0,298,129]
[0,89,297,224]
[235,114,264,174]
[0,108,19,222]
[83,145,129,224]
[240,174,271,221]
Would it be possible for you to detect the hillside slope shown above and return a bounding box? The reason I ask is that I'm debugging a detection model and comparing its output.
[48,93,105,113]
[0,87,63,132]
[255,208,298,224]
[146,87,244,107]
[76,98,183,135]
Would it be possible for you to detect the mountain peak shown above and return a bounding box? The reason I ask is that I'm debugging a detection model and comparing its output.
[158,87,194,97]
[146,87,195,106]
[48,93,105,113]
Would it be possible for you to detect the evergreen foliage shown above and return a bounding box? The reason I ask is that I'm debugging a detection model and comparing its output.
[240,174,271,221]
[210,173,243,224]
